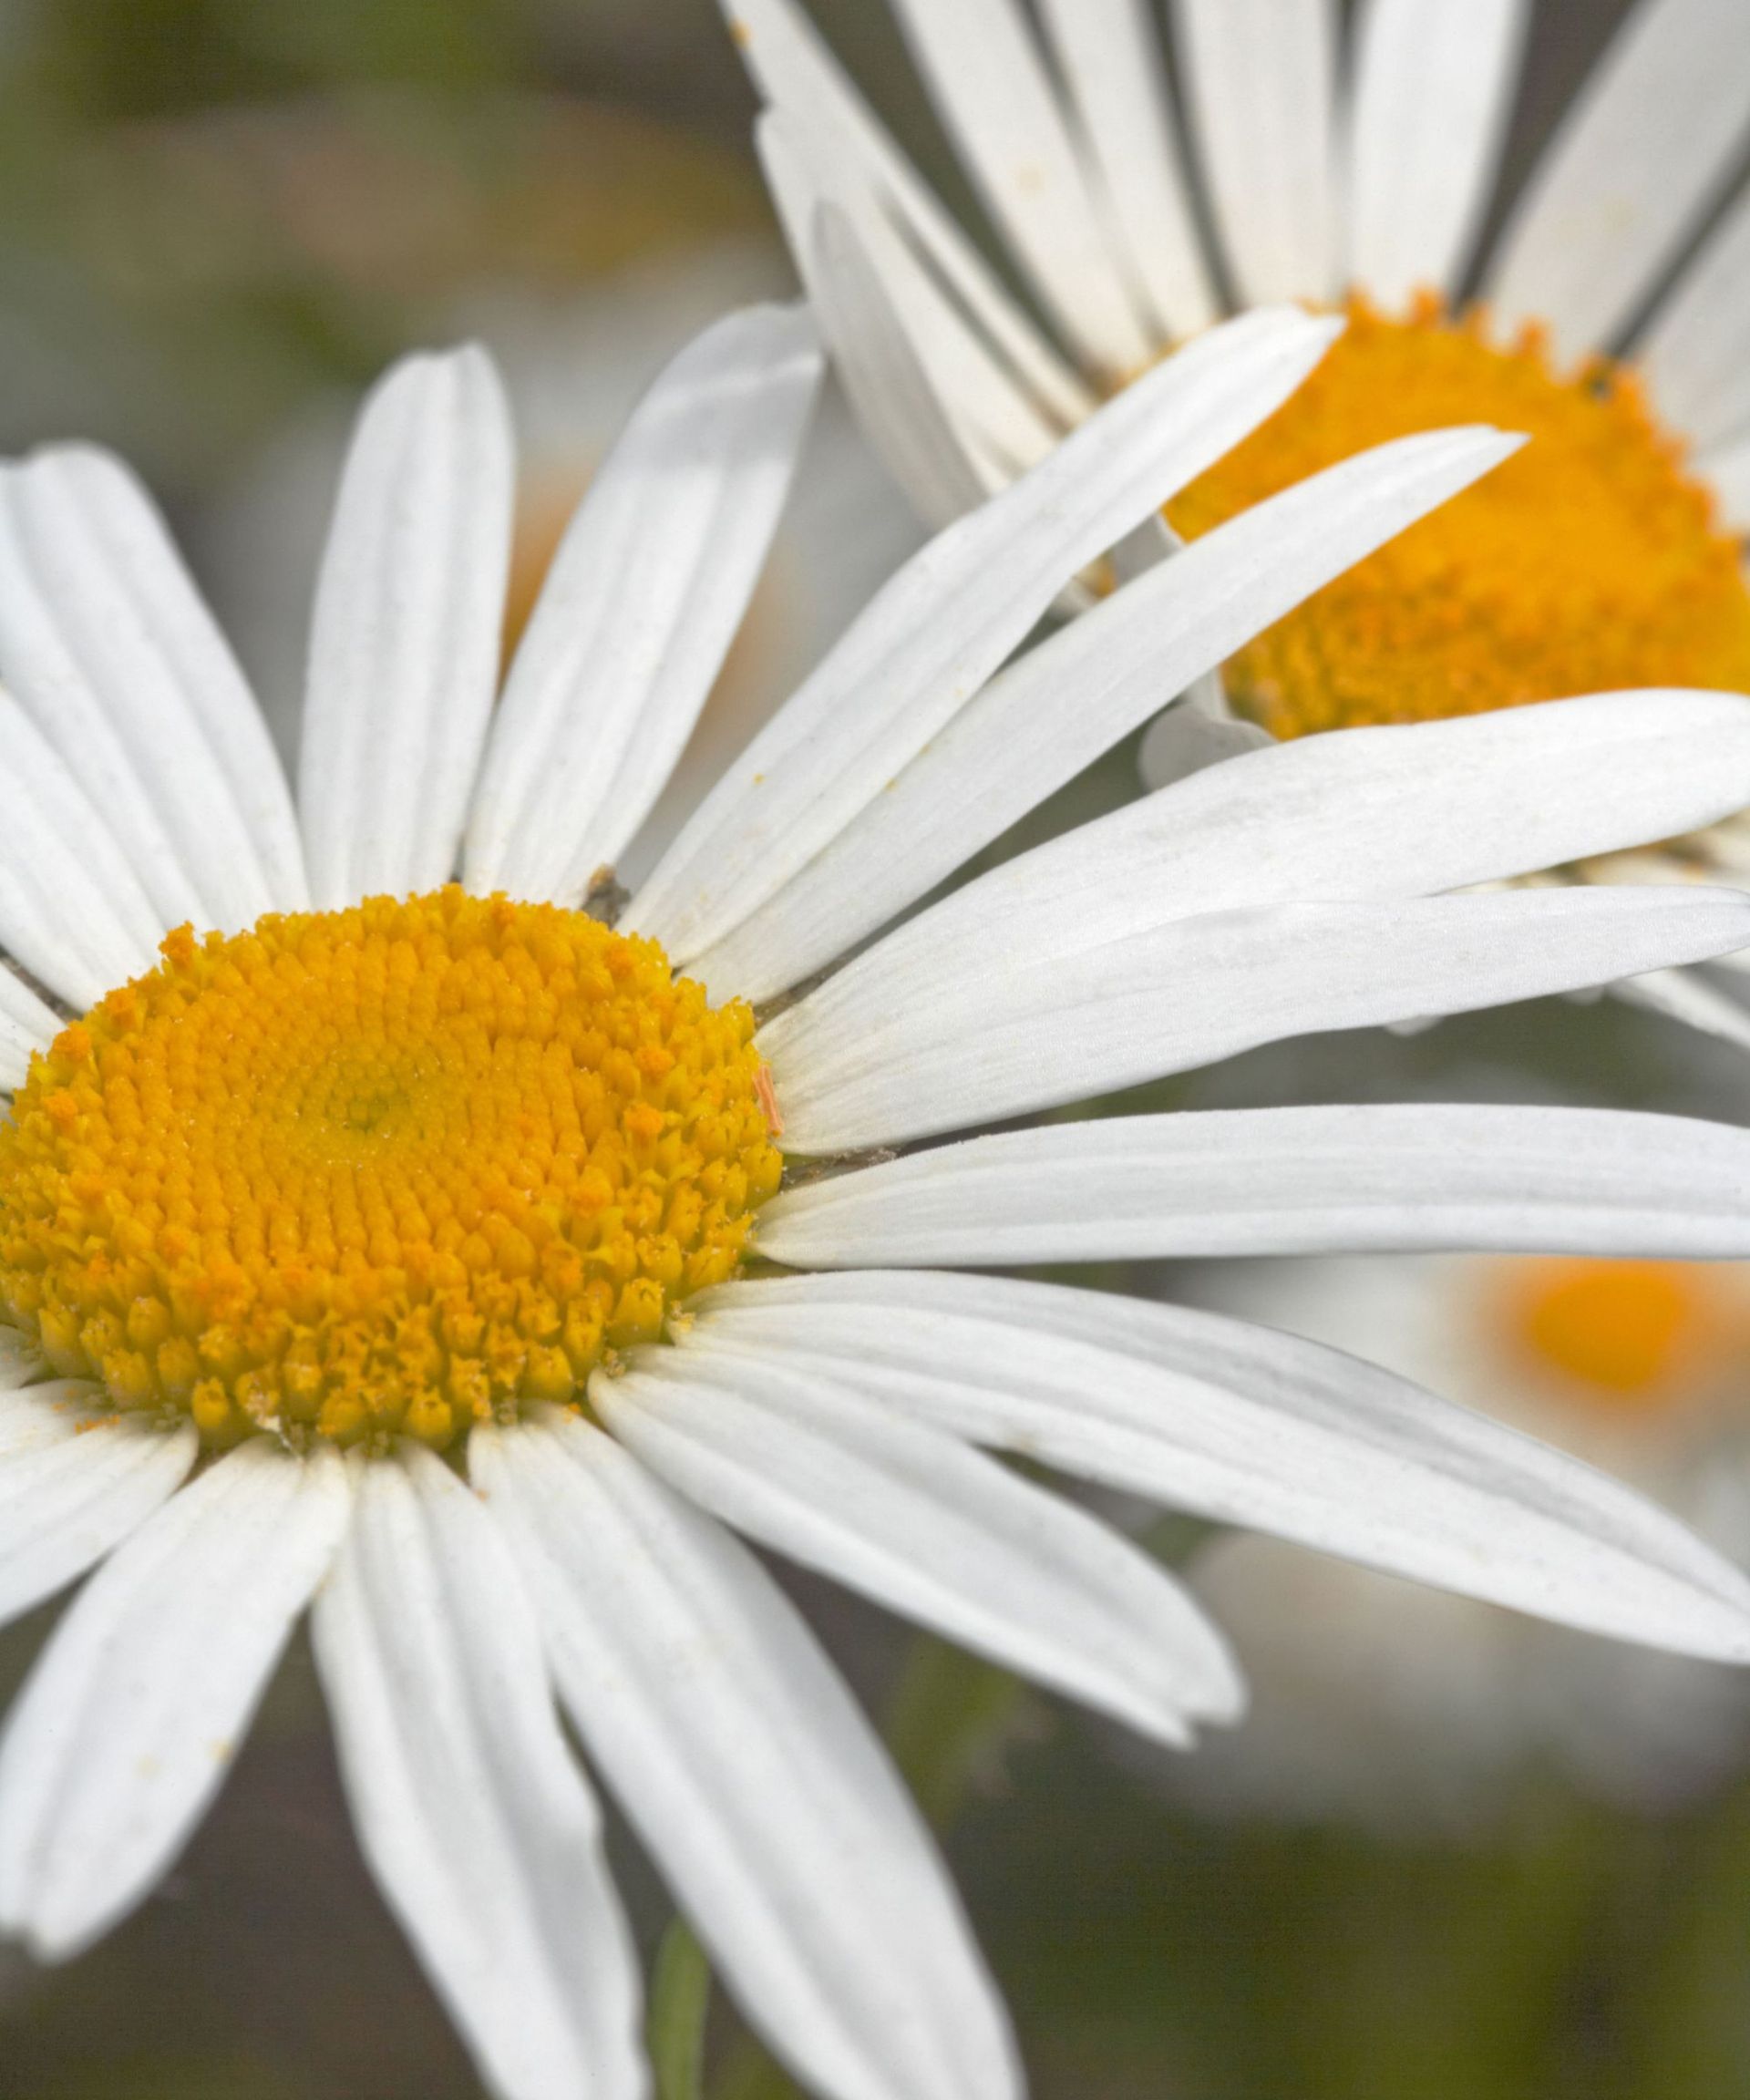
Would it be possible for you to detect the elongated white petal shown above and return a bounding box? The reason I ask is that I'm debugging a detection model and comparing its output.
[629,306,1343,967]
[1638,185,1750,448]
[597,1347,1241,1745]
[725,0,1090,427]
[299,346,514,908]
[1136,684,1272,789]
[780,689,1750,1029]
[313,1448,643,2100]
[0,448,304,932]
[765,887,1750,1151]
[1345,0,1530,305]
[1702,428,1750,530]
[1611,960,1750,1048]
[884,0,1153,374]
[1035,0,1218,339]
[693,427,1519,1001]
[757,1103,1750,1268]
[0,1330,46,1396]
[0,1392,195,1629]
[0,964,58,1094]
[687,1271,1750,1662]
[469,1413,1019,2100]
[464,307,821,907]
[1484,0,1750,361]
[0,696,164,1007]
[1172,0,1339,304]
[0,1439,348,1961]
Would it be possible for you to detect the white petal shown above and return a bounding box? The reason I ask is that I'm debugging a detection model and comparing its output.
[1172,0,1340,304]
[1136,685,1272,790]
[312,1447,643,2100]
[469,1412,1019,2100]
[299,346,514,908]
[763,886,1750,1151]
[0,695,165,1008]
[628,305,1343,969]
[1483,0,1750,361]
[773,688,1750,1029]
[686,1271,1750,1662]
[0,1329,46,1395]
[692,427,1520,1001]
[0,1438,348,1960]
[0,447,305,932]
[597,1346,1241,1745]
[1035,0,1220,339]
[1701,427,1750,530]
[1345,0,1531,306]
[724,0,1090,426]
[1610,960,1750,1048]
[0,964,58,1094]
[883,0,1154,375]
[0,1392,195,1628]
[757,1102,1750,1268]
[464,306,822,905]
[1637,184,1750,448]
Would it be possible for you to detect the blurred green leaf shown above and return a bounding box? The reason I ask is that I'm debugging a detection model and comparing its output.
[648,1918,711,2100]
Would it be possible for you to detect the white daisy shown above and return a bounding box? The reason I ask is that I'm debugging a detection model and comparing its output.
[8,305,1750,2100]
[1163,1245,1750,1829]
[725,0,1750,1042]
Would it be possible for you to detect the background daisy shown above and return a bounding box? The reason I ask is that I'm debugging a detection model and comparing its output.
[8,300,1750,2100]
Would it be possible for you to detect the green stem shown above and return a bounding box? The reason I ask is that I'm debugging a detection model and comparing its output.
[647,1918,712,2100]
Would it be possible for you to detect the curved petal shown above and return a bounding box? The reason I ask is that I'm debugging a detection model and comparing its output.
[468,1411,1020,2100]
[689,427,1519,1001]
[763,886,1750,1153]
[1172,0,1340,304]
[1636,184,1750,448]
[685,1271,1750,1662]
[1483,0,1750,361]
[0,1391,196,1628]
[596,1346,1241,1745]
[628,305,1343,969]
[1344,0,1531,305]
[0,964,58,1095]
[313,1447,643,2100]
[756,1103,1750,1267]
[299,346,514,908]
[0,1439,348,1961]
[464,306,822,904]
[0,447,304,932]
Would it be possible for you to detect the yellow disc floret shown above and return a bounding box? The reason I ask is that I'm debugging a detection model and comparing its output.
[0,889,781,1452]
[1167,293,1750,738]
[1497,1257,1745,1419]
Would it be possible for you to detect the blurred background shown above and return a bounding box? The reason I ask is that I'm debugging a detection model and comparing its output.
[9,0,1750,2095]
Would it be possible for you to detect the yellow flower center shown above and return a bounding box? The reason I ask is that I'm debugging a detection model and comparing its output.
[1497,1257,1745,1418]
[0,889,781,1452]
[1167,294,1750,738]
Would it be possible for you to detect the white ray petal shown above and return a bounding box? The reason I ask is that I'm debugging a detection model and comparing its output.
[883,0,1154,374]
[1608,961,1750,1047]
[1637,184,1750,448]
[463,306,821,907]
[1701,427,1750,530]
[469,1412,1020,2100]
[313,1447,643,2100]
[774,688,1750,1029]
[1484,0,1750,362]
[0,1439,348,1961]
[724,0,1089,425]
[1172,0,1340,304]
[757,1103,1750,1268]
[0,696,165,1007]
[0,448,304,932]
[0,1330,46,1396]
[0,1393,195,1629]
[1345,0,1531,305]
[1036,0,1220,339]
[764,887,1750,1152]
[0,964,58,1094]
[628,306,1343,967]
[686,1271,1750,1662]
[596,1347,1241,1745]
[299,346,514,909]
[691,427,1519,1001]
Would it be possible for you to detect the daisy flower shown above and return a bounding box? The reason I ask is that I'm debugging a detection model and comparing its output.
[1161,1244,1750,1830]
[9,304,1750,2100]
[725,0,1750,1042]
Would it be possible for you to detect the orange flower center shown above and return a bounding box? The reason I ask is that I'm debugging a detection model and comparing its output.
[1498,1257,1745,1418]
